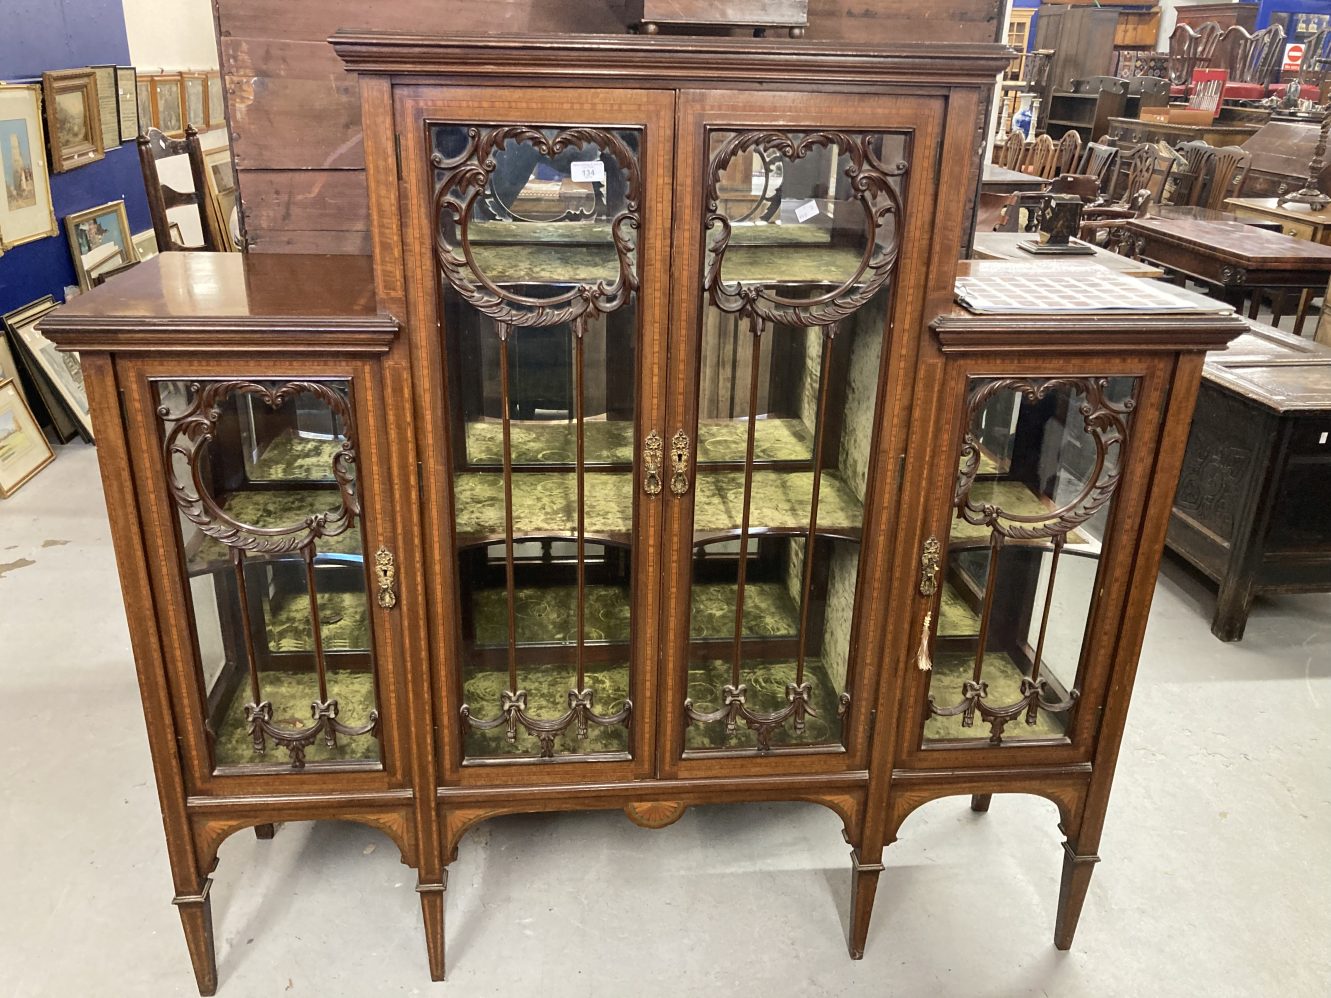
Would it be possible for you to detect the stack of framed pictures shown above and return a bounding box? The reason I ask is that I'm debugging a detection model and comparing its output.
[1,297,93,444]
[203,146,239,250]
[138,71,226,137]
[64,198,138,290]
[0,84,57,249]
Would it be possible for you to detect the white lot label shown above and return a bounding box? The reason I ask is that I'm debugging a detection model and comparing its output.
[795,199,821,223]
[1321,431,1329,445]
[571,160,606,183]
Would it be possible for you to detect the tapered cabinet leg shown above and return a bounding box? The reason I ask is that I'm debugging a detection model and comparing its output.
[970,794,993,813]
[173,881,217,996]
[1054,842,1101,950]
[848,849,885,960]
[254,823,276,840]
[418,877,447,981]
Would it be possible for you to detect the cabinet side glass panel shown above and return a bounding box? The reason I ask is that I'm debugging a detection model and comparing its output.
[429,122,642,761]
[153,378,382,772]
[685,128,908,753]
[924,376,1139,747]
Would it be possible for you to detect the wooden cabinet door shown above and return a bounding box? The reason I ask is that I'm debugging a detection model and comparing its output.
[894,351,1176,771]
[658,89,950,778]
[120,354,413,798]
[393,86,675,783]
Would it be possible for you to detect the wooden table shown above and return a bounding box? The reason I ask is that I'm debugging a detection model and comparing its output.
[1224,197,1331,343]
[1125,217,1331,333]
[981,163,1040,196]
[1107,115,1260,149]
[1168,320,1331,640]
[972,230,1165,278]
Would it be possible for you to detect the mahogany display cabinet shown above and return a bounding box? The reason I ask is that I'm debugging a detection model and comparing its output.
[40,32,1245,994]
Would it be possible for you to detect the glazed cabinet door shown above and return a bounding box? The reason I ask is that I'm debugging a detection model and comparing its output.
[395,86,674,780]
[120,354,410,795]
[896,352,1176,769]
[660,90,947,774]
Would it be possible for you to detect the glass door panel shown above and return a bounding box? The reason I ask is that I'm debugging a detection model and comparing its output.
[430,123,642,761]
[924,376,1138,747]
[153,378,383,772]
[684,128,910,753]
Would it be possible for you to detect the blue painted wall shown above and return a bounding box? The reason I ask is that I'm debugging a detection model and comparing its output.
[1013,0,1041,51]
[0,0,150,318]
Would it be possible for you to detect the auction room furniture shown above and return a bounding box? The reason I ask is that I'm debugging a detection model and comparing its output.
[1127,216,1331,326]
[971,231,1166,278]
[136,126,225,253]
[1035,5,1121,110]
[1168,321,1331,640]
[1175,4,1259,33]
[1239,119,1331,199]
[1166,20,1225,95]
[1046,77,1127,144]
[1227,195,1331,330]
[1107,116,1262,149]
[982,162,1039,196]
[40,32,1245,995]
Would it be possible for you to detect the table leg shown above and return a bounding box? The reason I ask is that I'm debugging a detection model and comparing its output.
[1271,290,1287,330]
[1294,287,1314,337]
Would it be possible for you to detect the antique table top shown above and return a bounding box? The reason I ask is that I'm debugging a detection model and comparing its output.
[1223,197,1331,229]
[981,163,1037,191]
[971,231,1165,278]
[1126,218,1331,271]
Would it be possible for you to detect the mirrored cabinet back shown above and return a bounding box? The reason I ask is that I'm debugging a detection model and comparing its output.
[38,32,1244,995]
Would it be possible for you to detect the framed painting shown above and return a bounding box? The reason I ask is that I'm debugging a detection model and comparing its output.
[0,378,55,499]
[0,84,56,248]
[41,69,104,172]
[8,294,93,440]
[116,66,139,143]
[206,71,225,129]
[204,146,239,251]
[152,73,184,137]
[65,198,138,292]
[91,65,120,150]
[136,77,153,134]
[182,72,207,130]
[2,296,79,444]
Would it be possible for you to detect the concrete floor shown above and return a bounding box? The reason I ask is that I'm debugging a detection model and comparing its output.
[1,442,1328,997]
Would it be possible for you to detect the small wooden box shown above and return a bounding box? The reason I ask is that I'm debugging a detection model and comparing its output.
[628,1,809,35]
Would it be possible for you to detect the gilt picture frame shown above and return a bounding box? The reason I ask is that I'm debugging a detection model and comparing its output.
[65,198,138,293]
[0,84,57,248]
[41,69,105,172]
[0,378,55,499]
[152,73,185,138]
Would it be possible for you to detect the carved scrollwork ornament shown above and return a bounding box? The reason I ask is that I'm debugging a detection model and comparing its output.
[431,125,641,328]
[159,381,359,554]
[461,688,632,759]
[704,129,908,328]
[243,698,380,771]
[684,681,822,753]
[954,378,1134,541]
[643,430,664,496]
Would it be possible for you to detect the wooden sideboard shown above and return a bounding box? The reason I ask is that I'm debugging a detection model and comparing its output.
[40,33,1245,994]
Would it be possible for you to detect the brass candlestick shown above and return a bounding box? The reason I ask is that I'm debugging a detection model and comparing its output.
[1279,104,1331,211]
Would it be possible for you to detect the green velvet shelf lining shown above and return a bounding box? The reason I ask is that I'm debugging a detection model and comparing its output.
[467,220,832,247]
[257,579,977,654]
[214,669,380,767]
[924,650,1067,742]
[247,430,342,482]
[452,468,864,540]
[467,242,864,286]
[464,417,814,466]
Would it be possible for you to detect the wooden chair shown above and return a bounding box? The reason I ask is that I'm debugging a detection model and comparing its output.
[1173,140,1252,210]
[136,125,225,253]
[1167,21,1224,93]
[1077,141,1121,200]
[1080,189,1154,251]
[1054,130,1082,177]
[1023,133,1058,179]
[1294,28,1331,100]
[1114,144,1157,204]
[1220,24,1285,99]
[1001,128,1026,171]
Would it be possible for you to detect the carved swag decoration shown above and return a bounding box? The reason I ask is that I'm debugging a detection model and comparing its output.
[432,125,640,757]
[159,380,379,769]
[928,377,1135,746]
[685,130,908,752]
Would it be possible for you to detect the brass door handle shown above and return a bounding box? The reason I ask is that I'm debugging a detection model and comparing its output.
[915,611,933,672]
[919,535,940,596]
[644,430,663,496]
[375,546,398,609]
[669,430,690,497]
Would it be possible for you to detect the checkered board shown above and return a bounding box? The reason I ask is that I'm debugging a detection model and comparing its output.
[956,263,1229,314]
